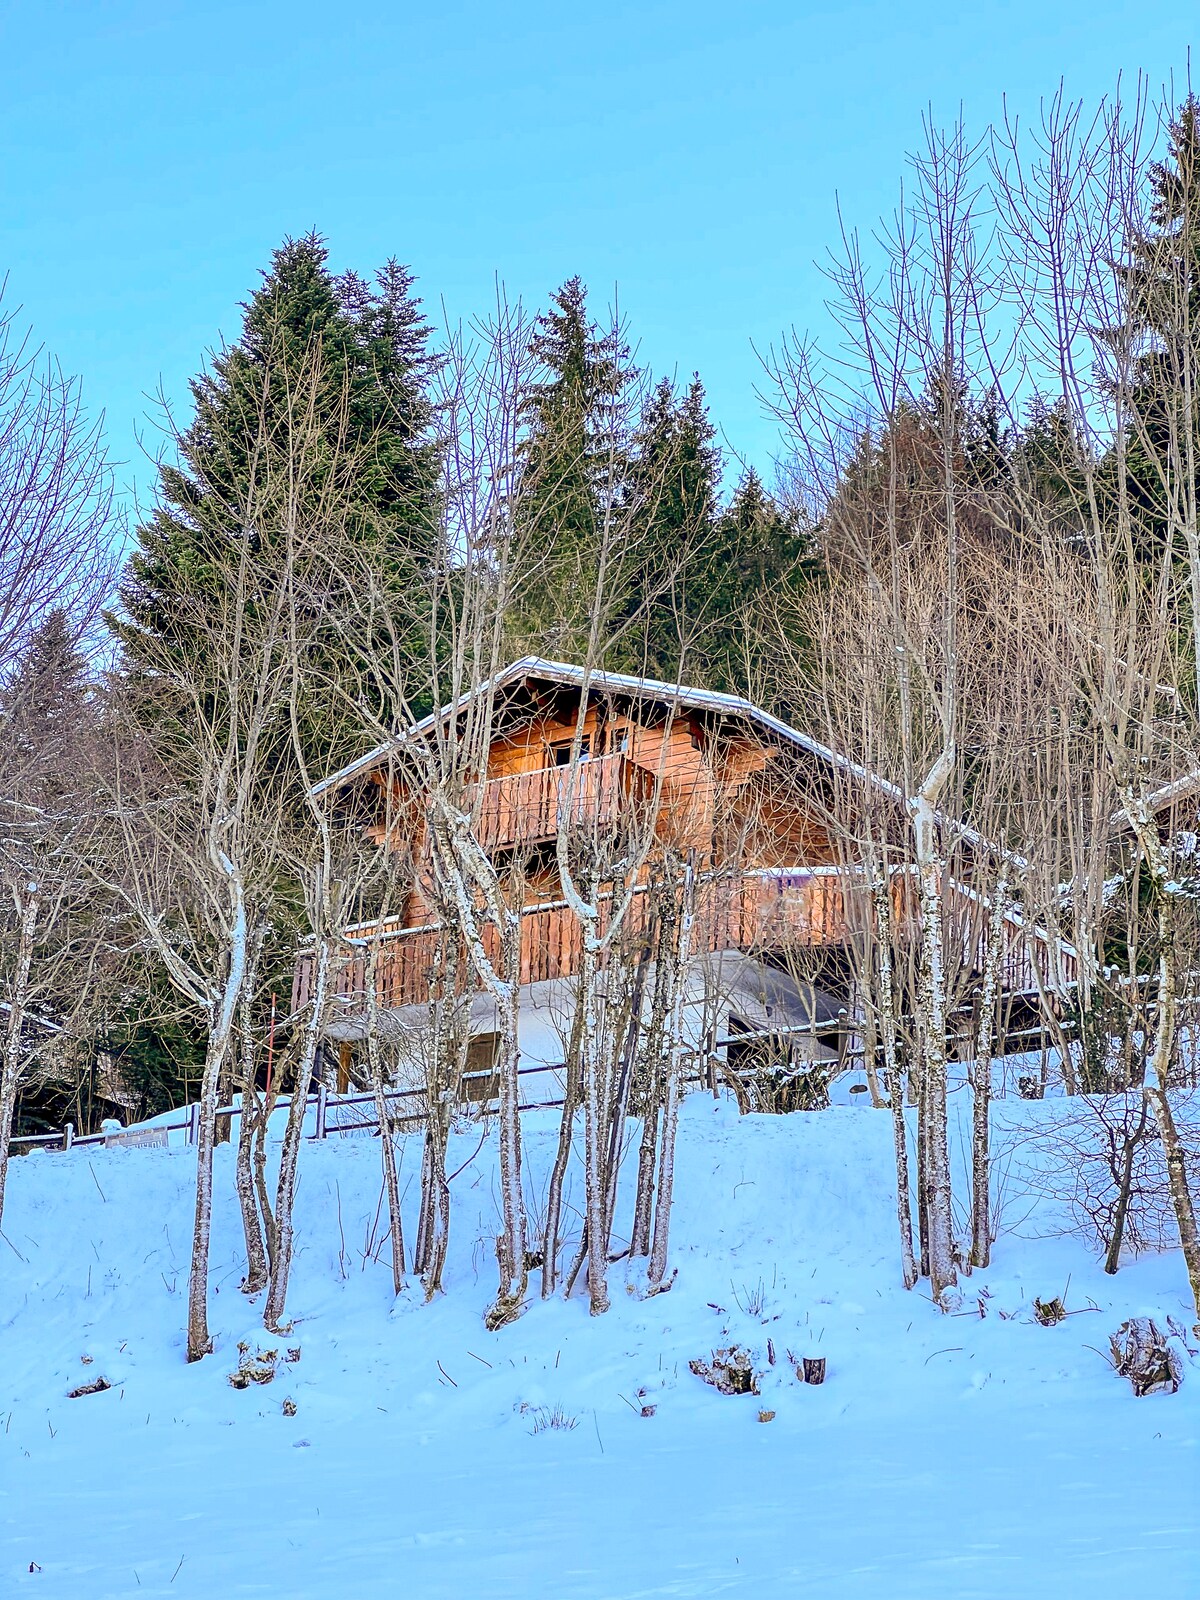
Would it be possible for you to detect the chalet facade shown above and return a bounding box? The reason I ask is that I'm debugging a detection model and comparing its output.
[295,658,1056,1098]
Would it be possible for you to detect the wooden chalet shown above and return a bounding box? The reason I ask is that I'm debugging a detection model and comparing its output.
[295,658,1066,1086]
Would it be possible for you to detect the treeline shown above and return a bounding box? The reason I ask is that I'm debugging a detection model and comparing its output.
[2,83,1200,1346]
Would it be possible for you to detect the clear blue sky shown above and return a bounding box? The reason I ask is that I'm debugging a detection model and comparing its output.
[0,1,1193,515]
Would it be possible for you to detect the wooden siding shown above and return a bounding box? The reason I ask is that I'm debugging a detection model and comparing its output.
[301,676,1076,1021]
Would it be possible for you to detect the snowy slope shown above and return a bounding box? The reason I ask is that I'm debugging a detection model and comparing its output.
[2,1094,1197,1599]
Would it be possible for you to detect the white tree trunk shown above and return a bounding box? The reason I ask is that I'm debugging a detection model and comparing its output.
[970,875,1010,1269]
[234,954,268,1295]
[647,856,696,1292]
[366,940,405,1293]
[912,786,957,1305]
[0,882,40,1229]
[188,868,248,1360]
[1126,804,1200,1329]
[578,928,610,1314]
[873,867,917,1290]
[264,931,328,1333]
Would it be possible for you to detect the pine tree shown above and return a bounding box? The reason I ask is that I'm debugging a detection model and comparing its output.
[511,277,635,656]
[111,233,442,768]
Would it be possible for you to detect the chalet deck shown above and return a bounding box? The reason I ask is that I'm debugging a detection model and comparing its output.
[294,867,854,1015]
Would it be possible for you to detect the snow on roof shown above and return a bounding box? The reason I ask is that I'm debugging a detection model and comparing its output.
[310,656,893,800]
[308,655,1014,868]
[1110,769,1200,833]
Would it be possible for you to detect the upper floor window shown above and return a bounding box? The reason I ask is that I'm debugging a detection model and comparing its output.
[551,736,590,766]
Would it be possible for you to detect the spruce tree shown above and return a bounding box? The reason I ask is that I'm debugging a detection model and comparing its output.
[112,233,442,769]
[0,608,96,814]
[1110,96,1200,542]
[616,375,722,681]
[702,468,818,697]
[511,277,635,656]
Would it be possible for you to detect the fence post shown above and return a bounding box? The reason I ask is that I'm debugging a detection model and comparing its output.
[187,1102,199,1146]
[315,1082,328,1141]
[64,1122,74,1152]
[836,1009,850,1070]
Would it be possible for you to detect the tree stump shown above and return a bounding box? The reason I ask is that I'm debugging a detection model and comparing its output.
[801,1356,826,1385]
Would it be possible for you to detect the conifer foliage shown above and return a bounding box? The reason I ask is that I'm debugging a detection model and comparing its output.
[512,276,635,656]
[1111,96,1200,541]
[112,233,442,770]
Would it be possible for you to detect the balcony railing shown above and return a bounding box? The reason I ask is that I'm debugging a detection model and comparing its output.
[294,867,860,1016]
[474,753,651,851]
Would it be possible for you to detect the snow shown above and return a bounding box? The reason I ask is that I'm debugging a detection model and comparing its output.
[2,1093,1198,1598]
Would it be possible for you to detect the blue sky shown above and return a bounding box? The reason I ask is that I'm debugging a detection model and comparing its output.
[0,2,1192,515]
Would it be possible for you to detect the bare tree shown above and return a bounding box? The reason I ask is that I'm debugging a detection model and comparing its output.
[0,300,116,1225]
[993,83,1200,1323]
[0,291,114,680]
[104,339,348,1358]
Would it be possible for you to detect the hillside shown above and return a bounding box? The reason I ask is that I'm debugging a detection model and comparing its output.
[2,1093,1197,1598]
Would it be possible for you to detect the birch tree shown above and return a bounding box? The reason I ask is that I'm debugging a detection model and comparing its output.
[994,84,1200,1324]
[105,336,351,1357]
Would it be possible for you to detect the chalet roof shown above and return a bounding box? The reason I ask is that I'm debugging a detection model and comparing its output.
[312,655,1027,875]
[311,656,888,799]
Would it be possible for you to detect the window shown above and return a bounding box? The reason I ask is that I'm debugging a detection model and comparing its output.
[551,736,590,766]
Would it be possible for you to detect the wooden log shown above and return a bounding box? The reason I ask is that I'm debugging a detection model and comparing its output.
[801,1356,826,1385]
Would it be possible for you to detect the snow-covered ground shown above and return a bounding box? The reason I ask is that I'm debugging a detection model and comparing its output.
[2,1092,1197,1598]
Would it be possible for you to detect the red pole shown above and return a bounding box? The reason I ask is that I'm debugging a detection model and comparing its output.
[266,993,277,1100]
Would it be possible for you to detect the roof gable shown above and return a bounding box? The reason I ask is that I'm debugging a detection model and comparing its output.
[312,657,879,798]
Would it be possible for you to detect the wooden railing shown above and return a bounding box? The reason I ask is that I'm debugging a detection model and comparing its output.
[474,753,651,851]
[295,867,860,1016]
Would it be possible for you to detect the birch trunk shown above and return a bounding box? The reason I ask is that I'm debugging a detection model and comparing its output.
[578,928,610,1313]
[366,940,405,1292]
[485,908,527,1326]
[541,1002,584,1297]
[0,883,39,1229]
[631,894,677,1258]
[1128,809,1200,1328]
[234,952,268,1295]
[873,867,917,1290]
[601,946,651,1256]
[647,856,696,1292]
[416,930,464,1297]
[969,875,1010,1269]
[188,868,248,1360]
[912,786,957,1305]
[428,803,527,1323]
[264,931,329,1333]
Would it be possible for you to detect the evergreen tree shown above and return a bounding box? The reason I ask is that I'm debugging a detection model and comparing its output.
[0,607,94,798]
[111,233,442,769]
[616,375,722,681]
[512,277,635,656]
[703,468,818,697]
[1110,96,1200,542]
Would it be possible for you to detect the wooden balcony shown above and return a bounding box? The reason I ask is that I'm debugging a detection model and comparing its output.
[475,753,651,852]
[294,868,859,1017]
